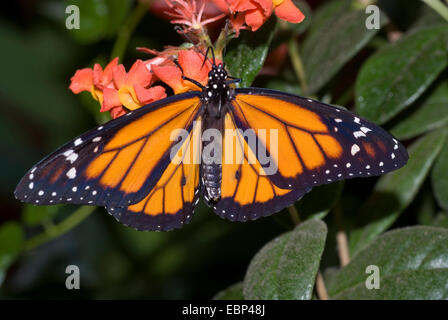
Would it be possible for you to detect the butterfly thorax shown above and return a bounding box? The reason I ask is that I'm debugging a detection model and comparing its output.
[201,64,233,118]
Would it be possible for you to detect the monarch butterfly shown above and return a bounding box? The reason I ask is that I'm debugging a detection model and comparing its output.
[14,53,408,231]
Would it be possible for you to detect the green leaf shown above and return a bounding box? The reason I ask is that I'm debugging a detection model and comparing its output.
[349,129,447,256]
[390,82,448,140]
[356,25,448,124]
[432,138,448,211]
[265,79,302,96]
[297,181,344,221]
[213,282,244,300]
[243,220,327,300]
[431,213,448,228]
[301,0,387,94]
[329,226,448,299]
[225,17,276,87]
[22,204,61,227]
[0,222,24,286]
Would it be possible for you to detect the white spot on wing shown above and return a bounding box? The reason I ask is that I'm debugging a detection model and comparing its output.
[360,127,371,134]
[66,167,77,179]
[354,131,366,139]
[67,152,78,164]
[351,144,360,156]
[74,138,83,146]
[29,182,34,189]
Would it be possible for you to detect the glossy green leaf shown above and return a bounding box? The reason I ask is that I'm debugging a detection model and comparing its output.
[301,0,387,94]
[349,129,447,256]
[356,25,448,124]
[0,222,24,286]
[391,82,448,140]
[213,282,244,300]
[432,138,448,211]
[329,226,448,299]
[22,204,61,227]
[243,220,327,300]
[297,181,344,221]
[225,17,276,87]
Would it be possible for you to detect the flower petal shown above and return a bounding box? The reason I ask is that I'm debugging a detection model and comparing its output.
[253,0,273,15]
[134,84,167,105]
[94,57,119,89]
[126,59,153,87]
[69,68,93,94]
[179,50,210,87]
[110,106,127,119]
[244,7,266,31]
[229,0,257,12]
[152,65,186,94]
[118,86,142,110]
[101,87,121,112]
[275,0,305,23]
[112,64,127,88]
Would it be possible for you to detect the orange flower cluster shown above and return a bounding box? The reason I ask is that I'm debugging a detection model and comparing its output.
[69,49,217,119]
[213,0,305,34]
[69,0,305,119]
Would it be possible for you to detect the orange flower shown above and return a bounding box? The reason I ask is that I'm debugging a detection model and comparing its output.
[69,58,166,119]
[152,48,220,94]
[102,59,166,114]
[213,0,305,34]
[69,58,118,102]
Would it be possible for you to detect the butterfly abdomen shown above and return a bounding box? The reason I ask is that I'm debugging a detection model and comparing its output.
[202,162,222,202]
[201,111,224,203]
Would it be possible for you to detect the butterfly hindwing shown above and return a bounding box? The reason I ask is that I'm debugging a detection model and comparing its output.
[14,92,202,208]
[210,112,305,222]
[106,118,202,231]
[230,88,408,190]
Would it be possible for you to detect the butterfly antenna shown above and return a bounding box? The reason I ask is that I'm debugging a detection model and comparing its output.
[175,58,205,89]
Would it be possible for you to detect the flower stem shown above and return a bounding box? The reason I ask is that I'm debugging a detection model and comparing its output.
[24,206,96,251]
[334,203,350,267]
[422,0,448,22]
[315,272,329,300]
[288,37,308,93]
[287,205,301,225]
[111,0,152,62]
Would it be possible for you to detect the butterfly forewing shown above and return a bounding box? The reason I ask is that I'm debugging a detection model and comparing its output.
[14,92,202,208]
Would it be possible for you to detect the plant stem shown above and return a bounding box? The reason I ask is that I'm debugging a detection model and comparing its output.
[422,0,448,22]
[24,206,96,251]
[287,205,301,225]
[288,37,308,93]
[334,204,350,267]
[315,272,329,300]
[110,0,152,62]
